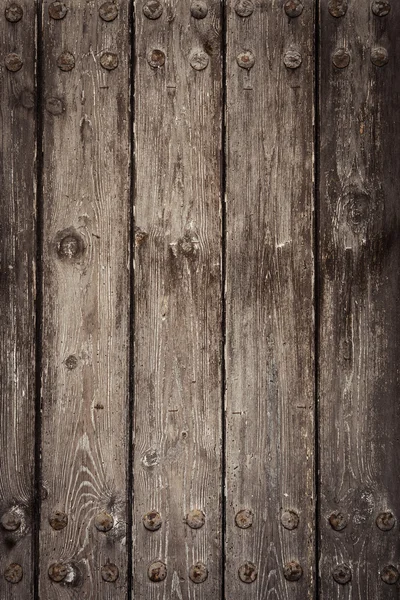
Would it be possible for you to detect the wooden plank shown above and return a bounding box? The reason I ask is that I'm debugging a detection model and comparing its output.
[0,2,37,598]
[225,1,315,598]
[39,1,130,597]
[318,1,400,597]
[133,0,222,597]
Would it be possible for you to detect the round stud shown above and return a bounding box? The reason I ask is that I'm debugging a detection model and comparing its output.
[94,511,114,532]
[48,562,68,583]
[57,52,75,71]
[370,47,389,67]
[147,49,165,68]
[45,97,65,116]
[328,0,348,17]
[234,0,254,17]
[189,50,209,71]
[191,1,208,18]
[381,565,399,585]
[57,232,84,260]
[238,561,257,583]
[65,355,78,369]
[372,1,390,16]
[1,511,21,532]
[48,2,68,20]
[49,510,68,531]
[101,562,119,582]
[148,561,167,582]
[143,510,162,531]
[376,511,395,531]
[281,510,299,530]
[236,51,255,70]
[283,561,303,581]
[235,509,253,529]
[332,48,350,69]
[328,511,348,531]
[284,0,304,17]
[332,564,352,585]
[143,0,163,19]
[5,4,23,22]
[99,1,119,21]
[189,562,208,583]
[283,49,302,69]
[100,52,118,70]
[4,53,23,72]
[186,508,205,529]
[4,563,23,584]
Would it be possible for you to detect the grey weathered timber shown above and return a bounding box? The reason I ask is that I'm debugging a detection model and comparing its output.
[39,1,130,597]
[318,1,400,598]
[0,2,36,598]
[225,1,315,598]
[133,0,222,597]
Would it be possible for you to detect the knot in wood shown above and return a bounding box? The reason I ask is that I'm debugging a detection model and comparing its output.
[238,561,257,583]
[281,510,299,530]
[235,509,253,529]
[190,1,208,19]
[186,508,205,529]
[143,510,162,531]
[381,565,399,585]
[56,230,84,261]
[143,0,163,19]
[4,53,23,72]
[234,0,254,17]
[148,561,167,582]
[101,562,119,582]
[283,561,303,581]
[332,564,352,585]
[48,2,68,20]
[5,4,23,22]
[328,0,348,17]
[65,355,78,370]
[4,563,23,584]
[189,562,208,583]
[99,1,119,21]
[284,0,304,17]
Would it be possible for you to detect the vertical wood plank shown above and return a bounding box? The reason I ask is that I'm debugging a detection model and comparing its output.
[319,1,400,597]
[39,1,130,597]
[133,0,222,598]
[0,2,36,598]
[225,1,315,598]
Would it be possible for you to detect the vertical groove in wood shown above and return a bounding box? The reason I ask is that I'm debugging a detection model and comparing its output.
[0,2,37,598]
[225,1,315,598]
[39,1,130,597]
[133,0,223,598]
[318,1,400,598]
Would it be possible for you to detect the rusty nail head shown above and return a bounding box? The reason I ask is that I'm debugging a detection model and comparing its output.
[189,562,208,583]
[65,355,78,370]
[143,0,163,19]
[100,52,118,70]
[371,47,389,67]
[238,561,257,583]
[143,510,162,531]
[284,49,302,69]
[101,562,119,582]
[281,510,299,530]
[372,1,390,16]
[57,52,75,71]
[1,511,21,532]
[235,0,254,16]
[381,565,399,585]
[237,51,255,70]
[186,508,205,529]
[284,0,303,17]
[284,561,303,581]
[4,53,23,72]
[99,1,119,21]
[191,0,208,18]
[376,511,395,531]
[235,509,253,529]
[328,0,348,17]
[57,233,83,260]
[94,511,114,532]
[189,50,209,71]
[148,49,165,68]
[4,563,23,584]
[148,561,167,582]
[48,562,68,583]
[332,564,352,585]
[49,510,68,531]
[48,2,68,19]
[332,48,350,69]
[328,511,348,531]
[5,4,23,22]
[45,97,65,116]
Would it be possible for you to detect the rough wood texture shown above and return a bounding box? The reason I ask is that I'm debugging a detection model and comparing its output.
[0,2,36,598]
[318,1,400,598]
[133,0,222,598]
[225,1,315,598]
[39,1,130,597]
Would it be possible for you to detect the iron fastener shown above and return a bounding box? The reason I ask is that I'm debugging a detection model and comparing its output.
[284,0,303,17]
[284,49,302,69]
[143,510,162,531]
[46,97,65,116]
[94,511,114,532]
[48,2,68,20]
[371,47,389,67]
[148,49,165,68]
[332,564,352,585]
[101,562,119,582]
[328,511,348,531]
[189,50,209,71]
[148,561,167,582]
[100,52,118,70]
[235,0,254,16]
[238,561,257,583]
[381,565,399,585]
[189,562,208,583]
[5,4,23,22]
[281,510,299,530]
[49,510,68,531]
[191,1,208,18]
[237,51,255,70]
[376,511,395,531]
[328,0,348,17]
[57,51,75,71]
[332,48,350,69]
[1,511,21,532]
[186,508,205,529]
[284,561,303,581]
[372,1,390,16]
[235,509,253,529]
[4,53,23,72]
[4,563,23,584]
[99,1,119,21]
[48,562,68,583]
[143,0,163,19]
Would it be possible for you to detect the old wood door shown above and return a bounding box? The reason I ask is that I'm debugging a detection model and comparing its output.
[1,1,399,599]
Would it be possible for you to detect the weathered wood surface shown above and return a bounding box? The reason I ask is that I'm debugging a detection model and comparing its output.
[318,0,400,597]
[39,1,130,597]
[225,1,315,598]
[0,2,37,598]
[133,0,222,598]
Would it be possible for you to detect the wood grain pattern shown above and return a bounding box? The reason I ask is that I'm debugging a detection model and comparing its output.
[0,2,37,598]
[225,1,315,598]
[318,1,400,598]
[39,1,130,597]
[133,0,222,598]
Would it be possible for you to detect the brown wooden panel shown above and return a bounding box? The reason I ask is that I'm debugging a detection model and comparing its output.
[318,0,400,597]
[39,1,130,597]
[133,0,222,597]
[225,1,315,597]
[0,2,37,598]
